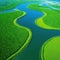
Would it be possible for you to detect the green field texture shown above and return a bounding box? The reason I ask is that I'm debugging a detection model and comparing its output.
[28,4,60,29]
[41,36,60,60]
[0,10,32,60]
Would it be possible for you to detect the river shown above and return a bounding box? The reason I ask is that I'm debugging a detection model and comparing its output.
[15,3,60,60]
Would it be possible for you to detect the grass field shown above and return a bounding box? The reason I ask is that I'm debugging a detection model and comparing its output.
[0,10,32,60]
[41,36,60,60]
[28,4,60,30]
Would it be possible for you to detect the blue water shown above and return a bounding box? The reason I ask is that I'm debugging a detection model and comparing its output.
[14,3,60,60]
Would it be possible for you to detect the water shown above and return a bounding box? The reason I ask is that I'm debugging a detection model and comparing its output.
[15,3,60,60]
[0,1,60,60]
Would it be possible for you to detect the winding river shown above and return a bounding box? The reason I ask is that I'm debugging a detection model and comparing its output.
[14,3,60,60]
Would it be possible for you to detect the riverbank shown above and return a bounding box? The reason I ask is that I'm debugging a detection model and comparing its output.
[0,10,32,60]
[28,4,60,60]
[41,36,60,60]
[14,3,60,60]
[28,4,60,30]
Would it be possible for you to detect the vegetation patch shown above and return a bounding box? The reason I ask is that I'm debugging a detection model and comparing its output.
[28,4,60,30]
[0,10,32,60]
[41,36,60,60]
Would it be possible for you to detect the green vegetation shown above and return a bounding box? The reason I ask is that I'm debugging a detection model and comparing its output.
[28,4,60,60]
[0,10,32,60]
[41,36,60,60]
[28,4,60,30]
[0,2,20,11]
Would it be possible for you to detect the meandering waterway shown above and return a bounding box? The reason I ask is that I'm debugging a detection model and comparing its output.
[15,3,60,60]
